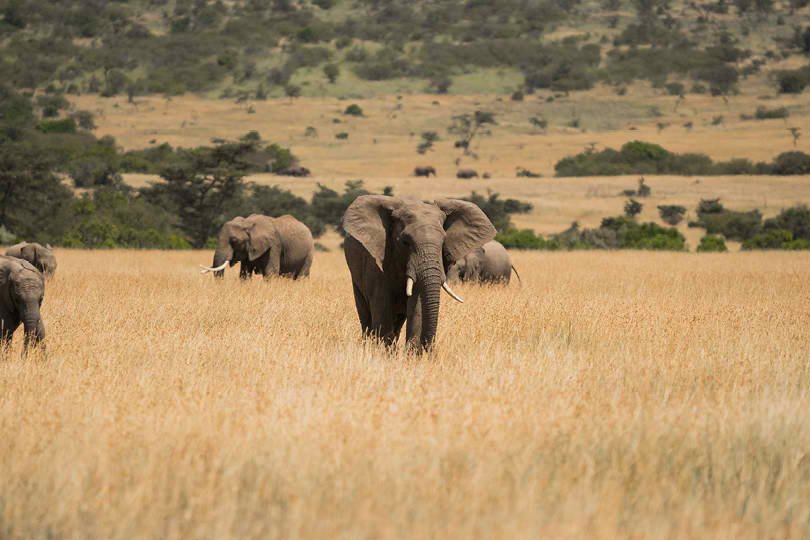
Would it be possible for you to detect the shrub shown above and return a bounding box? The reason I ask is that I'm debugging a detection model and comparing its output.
[776,69,809,94]
[36,117,77,134]
[695,201,762,241]
[624,199,643,217]
[344,104,364,116]
[665,82,685,96]
[697,234,728,252]
[771,151,810,175]
[762,205,810,240]
[755,106,789,120]
[496,228,561,250]
[741,229,794,250]
[335,132,349,139]
[658,205,686,225]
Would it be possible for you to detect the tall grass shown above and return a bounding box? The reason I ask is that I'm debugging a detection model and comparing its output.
[2,248,809,539]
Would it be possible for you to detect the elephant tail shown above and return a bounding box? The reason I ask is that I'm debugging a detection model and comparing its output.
[510,264,522,287]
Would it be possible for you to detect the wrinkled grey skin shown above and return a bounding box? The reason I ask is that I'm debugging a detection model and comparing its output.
[210,214,314,280]
[6,242,57,278]
[446,240,521,285]
[342,195,496,352]
[0,255,46,352]
[456,169,479,179]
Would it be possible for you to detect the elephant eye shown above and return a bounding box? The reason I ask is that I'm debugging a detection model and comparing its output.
[399,235,411,247]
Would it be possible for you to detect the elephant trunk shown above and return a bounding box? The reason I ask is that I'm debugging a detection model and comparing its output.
[211,244,233,279]
[406,264,444,352]
[21,303,44,351]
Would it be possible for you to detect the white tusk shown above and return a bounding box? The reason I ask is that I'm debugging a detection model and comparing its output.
[406,277,414,296]
[199,261,229,274]
[442,281,464,303]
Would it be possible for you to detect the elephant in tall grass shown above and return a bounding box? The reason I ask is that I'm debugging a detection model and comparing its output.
[200,214,314,279]
[342,195,496,352]
[0,255,46,352]
[446,240,521,285]
[6,242,57,278]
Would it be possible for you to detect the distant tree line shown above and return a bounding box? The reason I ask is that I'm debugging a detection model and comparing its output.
[1,0,807,99]
[555,141,810,177]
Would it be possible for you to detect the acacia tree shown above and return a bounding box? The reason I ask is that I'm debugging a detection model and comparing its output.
[448,110,496,156]
[147,142,255,248]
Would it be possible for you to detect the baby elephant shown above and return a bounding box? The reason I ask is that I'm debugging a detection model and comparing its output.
[6,242,57,278]
[200,214,314,279]
[446,240,521,285]
[0,255,46,352]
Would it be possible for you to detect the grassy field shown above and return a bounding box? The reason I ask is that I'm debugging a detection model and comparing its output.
[2,248,810,539]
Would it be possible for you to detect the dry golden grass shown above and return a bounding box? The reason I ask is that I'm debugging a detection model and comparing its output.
[2,248,810,539]
[73,78,809,180]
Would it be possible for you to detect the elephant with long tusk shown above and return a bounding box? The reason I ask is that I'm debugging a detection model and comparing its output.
[199,214,314,280]
[342,195,496,353]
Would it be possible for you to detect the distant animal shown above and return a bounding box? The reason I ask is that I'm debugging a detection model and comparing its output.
[456,168,479,179]
[413,166,436,177]
[0,255,46,352]
[454,140,469,149]
[446,240,521,285]
[342,195,496,352]
[5,242,57,278]
[272,166,311,177]
[200,214,314,280]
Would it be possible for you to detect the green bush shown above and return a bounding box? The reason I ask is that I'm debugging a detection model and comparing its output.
[697,235,728,252]
[36,117,77,134]
[496,228,561,250]
[762,205,810,240]
[344,104,364,116]
[657,205,686,225]
[755,106,790,120]
[771,151,810,175]
[696,209,762,241]
[741,229,795,250]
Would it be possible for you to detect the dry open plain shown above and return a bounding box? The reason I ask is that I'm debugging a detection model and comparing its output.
[3,85,810,538]
[2,248,810,539]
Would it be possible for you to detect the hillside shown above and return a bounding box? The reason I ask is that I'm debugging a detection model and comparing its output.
[2,0,809,99]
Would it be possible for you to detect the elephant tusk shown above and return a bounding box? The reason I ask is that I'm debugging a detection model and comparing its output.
[199,261,229,274]
[406,277,414,296]
[442,281,464,303]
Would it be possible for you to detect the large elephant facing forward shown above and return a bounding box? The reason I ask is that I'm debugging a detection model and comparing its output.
[0,255,46,351]
[446,240,521,285]
[6,242,57,278]
[200,214,314,279]
[342,195,496,352]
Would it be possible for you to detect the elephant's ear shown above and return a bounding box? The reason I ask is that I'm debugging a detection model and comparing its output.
[246,220,281,261]
[20,245,37,266]
[342,195,400,271]
[435,199,497,265]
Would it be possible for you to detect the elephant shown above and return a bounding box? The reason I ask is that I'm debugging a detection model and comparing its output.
[456,169,479,179]
[0,255,46,352]
[5,242,57,278]
[446,240,521,285]
[342,195,496,352]
[413,166,436,177]
[199,214,314,280]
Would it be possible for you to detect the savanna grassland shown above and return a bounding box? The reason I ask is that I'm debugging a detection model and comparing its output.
[5,24,810,538]
[2,248,810,539]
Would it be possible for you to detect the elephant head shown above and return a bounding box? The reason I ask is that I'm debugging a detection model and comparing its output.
[200,215,282,278]
[446,248,483,283]
[0,256,45,351]
[343,195,496,351]
[6,242,57,278]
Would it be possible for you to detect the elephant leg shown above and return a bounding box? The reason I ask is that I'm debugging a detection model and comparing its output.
[239,261,250,280]
[351,282,372,336]
[295,252,313,279]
